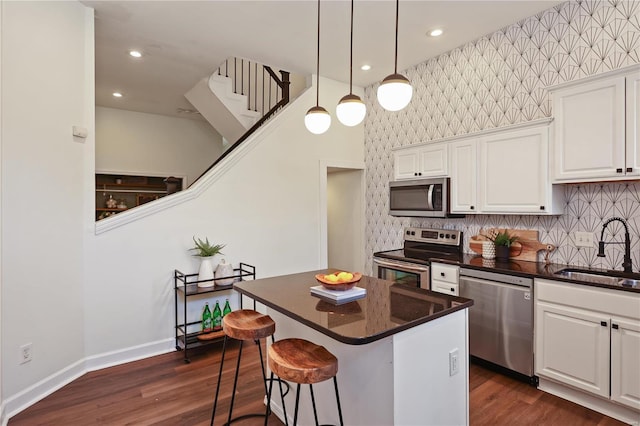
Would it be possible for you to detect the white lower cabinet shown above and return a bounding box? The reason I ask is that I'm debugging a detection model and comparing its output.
[430,262,459,296]
[536,301,610,397]
[535,279,640,414]
[611,317,640,410]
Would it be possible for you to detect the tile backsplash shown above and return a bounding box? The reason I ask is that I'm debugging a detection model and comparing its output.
[364,1,640,274]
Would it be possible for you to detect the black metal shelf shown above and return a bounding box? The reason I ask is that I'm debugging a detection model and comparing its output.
[174,263,255,363]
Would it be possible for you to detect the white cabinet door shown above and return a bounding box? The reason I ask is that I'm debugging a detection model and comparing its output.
[393,143,448,180]
[626,70,640,177]
[552,74,626,181]
[394,147,421,180]
[479,126,552,214]
[611,317,640,410]
[535,302,610,398]
[449,138,477,213]
[417,143,448,177]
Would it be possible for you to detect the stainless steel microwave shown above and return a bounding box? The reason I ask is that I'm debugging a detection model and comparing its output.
[389,177,462,218]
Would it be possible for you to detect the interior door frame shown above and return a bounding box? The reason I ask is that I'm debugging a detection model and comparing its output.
[318,159,366,270]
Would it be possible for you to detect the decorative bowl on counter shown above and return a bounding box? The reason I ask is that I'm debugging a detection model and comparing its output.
[315,272,362,291]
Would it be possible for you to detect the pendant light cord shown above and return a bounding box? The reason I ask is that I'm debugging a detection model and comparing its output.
[315,0,321,107]
[349,0,354,94]
[394,0,399,74]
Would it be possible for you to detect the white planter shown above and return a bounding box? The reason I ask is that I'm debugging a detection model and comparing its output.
[215,259,234,286]
[197,256,216,287]
[482,241,496,259]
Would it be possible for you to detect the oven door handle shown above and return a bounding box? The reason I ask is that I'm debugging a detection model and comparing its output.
[373,258,430,273]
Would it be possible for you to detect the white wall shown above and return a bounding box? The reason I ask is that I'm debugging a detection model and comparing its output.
[1,0,92,410]
[95,106,223,186]
[84,76,364,357]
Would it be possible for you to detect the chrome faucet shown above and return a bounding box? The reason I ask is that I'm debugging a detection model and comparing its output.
[597,217,633,273]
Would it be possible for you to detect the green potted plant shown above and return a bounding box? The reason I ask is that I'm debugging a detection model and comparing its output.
[190,237,225,287]
[484,230,519,260]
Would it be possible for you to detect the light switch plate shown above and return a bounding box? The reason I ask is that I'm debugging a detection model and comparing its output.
[574,231,594,248]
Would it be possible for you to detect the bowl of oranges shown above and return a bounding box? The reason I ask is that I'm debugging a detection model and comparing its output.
[315,271,362,291]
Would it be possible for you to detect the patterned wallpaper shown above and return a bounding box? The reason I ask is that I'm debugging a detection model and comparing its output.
[363,0,640,273]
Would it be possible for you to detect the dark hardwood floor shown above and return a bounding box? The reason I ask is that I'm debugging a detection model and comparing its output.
[10,341,627,425]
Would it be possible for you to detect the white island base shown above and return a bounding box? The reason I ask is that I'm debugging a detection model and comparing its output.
[265,307,469,426]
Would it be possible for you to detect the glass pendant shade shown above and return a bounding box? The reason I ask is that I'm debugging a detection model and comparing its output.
[305,105,331,134]
[336,94,366,127]
[377,73,413,111]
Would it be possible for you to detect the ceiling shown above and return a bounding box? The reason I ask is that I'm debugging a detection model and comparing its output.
[84,0,561,120]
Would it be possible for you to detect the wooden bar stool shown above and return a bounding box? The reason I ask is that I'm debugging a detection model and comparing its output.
[210,309,288,426]
[266,338,344,426]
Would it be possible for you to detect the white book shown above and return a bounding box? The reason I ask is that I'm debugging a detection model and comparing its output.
[310,285,366,304]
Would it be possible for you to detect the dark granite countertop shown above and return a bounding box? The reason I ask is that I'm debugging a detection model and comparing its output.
[432,254,640,293]
[234,269,474,345]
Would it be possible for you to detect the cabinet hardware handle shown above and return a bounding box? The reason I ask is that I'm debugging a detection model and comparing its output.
[450,287,455,292]
[616,168,623,173]
[539,206,545,210]
[470,206,475,210]
[627,167,633,173]
[441,272,445,277]
[612,323,619,329]
[601,321,607,327]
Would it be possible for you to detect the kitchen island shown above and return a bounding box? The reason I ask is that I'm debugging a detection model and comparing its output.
[234,269,473,426]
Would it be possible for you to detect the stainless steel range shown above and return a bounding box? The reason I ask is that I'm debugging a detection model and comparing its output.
[373,227,463,289]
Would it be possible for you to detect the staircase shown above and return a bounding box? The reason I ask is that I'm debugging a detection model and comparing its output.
[185,57,290,148]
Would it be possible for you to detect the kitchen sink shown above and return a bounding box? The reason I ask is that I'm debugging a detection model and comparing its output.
[555,268,640,288]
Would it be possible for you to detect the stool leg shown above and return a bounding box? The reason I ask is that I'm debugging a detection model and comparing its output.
[308,384,320,426]
[333,376,344,426]
[292,384,301,426]
[271,335,289,426]
[264,372,275,426]
[210,335,229,426]
[226,340,244,426]
[256,339,270,418]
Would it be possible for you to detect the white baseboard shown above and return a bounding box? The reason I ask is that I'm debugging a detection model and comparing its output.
[538,378,640,425]
[3,358,86,423]
[84,338,175,372]
[3,338,176,423]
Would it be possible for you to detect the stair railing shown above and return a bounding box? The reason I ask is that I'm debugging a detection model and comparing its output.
[193,58,290,183]
[216,57,290,118]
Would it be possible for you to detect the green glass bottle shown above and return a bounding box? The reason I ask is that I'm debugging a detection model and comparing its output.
[202,302,212,333]
[212,301,223,331]
[223,299,232,316]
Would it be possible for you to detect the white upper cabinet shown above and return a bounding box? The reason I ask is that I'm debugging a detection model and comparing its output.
[478,124,563,214]
[626,71,640,176]
[393,142,448,180]
[550,65,640,182]
[449,138,478,213]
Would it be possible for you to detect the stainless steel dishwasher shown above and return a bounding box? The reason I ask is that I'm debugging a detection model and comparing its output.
[459,268,535,381]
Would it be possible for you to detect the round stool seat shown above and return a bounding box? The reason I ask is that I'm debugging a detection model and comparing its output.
[268,338,338,385]
[223,309,275,341]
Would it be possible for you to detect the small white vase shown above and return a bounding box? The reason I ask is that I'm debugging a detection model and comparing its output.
[482,241,496,260]
[215,259,234,286]
[197,256,216,288]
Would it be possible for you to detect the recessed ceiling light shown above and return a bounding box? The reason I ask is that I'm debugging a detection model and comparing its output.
[129,50,142,58]
[429,29,443,37]
[361,64,371,71]
[112,92,123,98]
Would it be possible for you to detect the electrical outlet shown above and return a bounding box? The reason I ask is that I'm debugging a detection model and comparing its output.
[20,343,32,364]
[574,231,594,248]
[449,349,459,376]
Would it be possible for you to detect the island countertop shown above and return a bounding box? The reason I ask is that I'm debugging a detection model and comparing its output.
[234,269,473,345]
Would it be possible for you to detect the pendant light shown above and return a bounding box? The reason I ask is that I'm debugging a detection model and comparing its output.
[305,0,331,135]
[336,0,366,127]
[377,0,413,111]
